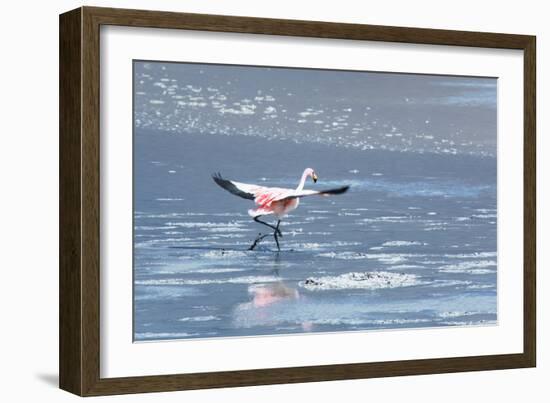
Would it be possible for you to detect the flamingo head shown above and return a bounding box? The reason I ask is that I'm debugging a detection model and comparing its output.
[304,167,318,183]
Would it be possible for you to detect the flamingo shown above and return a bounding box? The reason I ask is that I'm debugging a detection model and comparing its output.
[212,168,349,251]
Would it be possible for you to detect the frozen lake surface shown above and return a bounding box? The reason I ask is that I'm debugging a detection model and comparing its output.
[133,131,497,341]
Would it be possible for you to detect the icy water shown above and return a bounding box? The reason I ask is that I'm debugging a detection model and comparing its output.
[133,131,497,341]
[133,61,497,341]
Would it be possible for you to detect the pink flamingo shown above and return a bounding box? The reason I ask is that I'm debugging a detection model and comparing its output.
[212,168,349,251]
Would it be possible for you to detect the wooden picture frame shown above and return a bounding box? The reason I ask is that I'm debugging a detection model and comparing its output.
[59,6,536,396]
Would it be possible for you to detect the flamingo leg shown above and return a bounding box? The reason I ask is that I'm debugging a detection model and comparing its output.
[249,219,283,251]
[248,233,271,251]
[273,221,281,251]
[253,216,282,237]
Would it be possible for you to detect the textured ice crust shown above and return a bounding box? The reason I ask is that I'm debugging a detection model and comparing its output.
[299,271,423,291]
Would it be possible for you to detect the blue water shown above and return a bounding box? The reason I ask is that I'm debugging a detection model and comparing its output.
[133,61,497,341]
[133,131,497,341]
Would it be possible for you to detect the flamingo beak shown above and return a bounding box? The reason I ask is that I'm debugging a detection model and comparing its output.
[312,173,318,183]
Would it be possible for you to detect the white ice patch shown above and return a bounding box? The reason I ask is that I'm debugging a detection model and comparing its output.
[286,242,324,251]
[318,251,417,264]
[200,250,249,259]
[439,260,496,274]
[455,216,472,221]
[318,251,368,260]
[134,225,177,230]
[299,271,423,291]
[194,268,247,274]
[134,286,201,300]
[360,216,416,224]
[207,233,246,238]
[166,221,249,232]
[136,275,281,286]
[309,318,432,326]
[134,237,193,248]
[178,315,220,322]
[439,320,496,326]
[390,264,425,270]
[148,212,244,217]
[430,279,473,288]
[438,311,485,318]
[305,216,329,221]
[286,241,359,250]
[332,241,362,247]
[443,252,497,259]
[166,221,243,228]
[377,255,408,264]
[158,267,247,275]
[382,240,427,247]
[472,214,497,219]
[475,208,496,213]
[467,284,495,289]
[205,226,249,233]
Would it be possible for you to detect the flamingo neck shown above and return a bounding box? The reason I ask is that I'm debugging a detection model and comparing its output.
[296,169,309,191]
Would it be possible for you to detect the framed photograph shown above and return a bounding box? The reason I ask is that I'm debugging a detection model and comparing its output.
[59,6,536,396]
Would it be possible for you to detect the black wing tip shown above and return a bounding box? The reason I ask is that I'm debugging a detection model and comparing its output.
[336,185,350,194]
[211,172,223,185]
[320,185,350,195]
[211,172,255,200]
[212,172,224,183]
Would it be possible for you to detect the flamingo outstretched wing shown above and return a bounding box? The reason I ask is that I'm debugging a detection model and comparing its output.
[213,173,349,204]
[273,185,349,201]
[212,173,268,200]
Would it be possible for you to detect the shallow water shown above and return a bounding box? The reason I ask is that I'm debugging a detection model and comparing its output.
[133,131,497,341]
[134,62,496,157]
